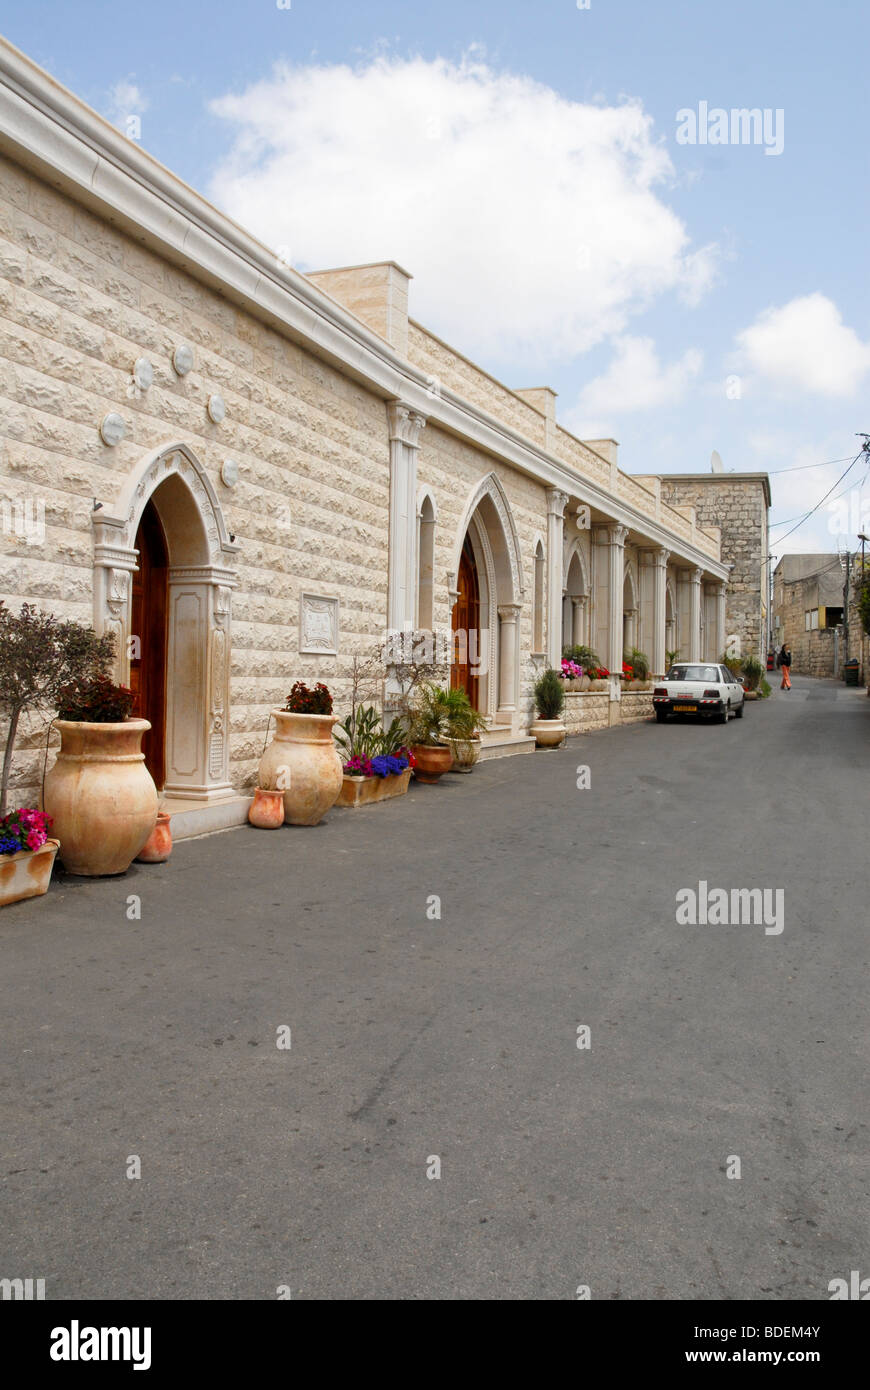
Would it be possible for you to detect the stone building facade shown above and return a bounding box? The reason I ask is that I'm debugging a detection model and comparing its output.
[773,553,867,681]
[656,473,770,664]
[0,40,730,836]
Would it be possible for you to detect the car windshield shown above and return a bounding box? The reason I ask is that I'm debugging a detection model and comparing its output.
[666,665,720,682]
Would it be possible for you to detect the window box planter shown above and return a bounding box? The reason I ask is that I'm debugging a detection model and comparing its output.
[336,766,412,808]
[0,837,61,907]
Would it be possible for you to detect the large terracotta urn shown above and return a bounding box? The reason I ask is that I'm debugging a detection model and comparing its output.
[44,719,159,876]
[258,710,342,826]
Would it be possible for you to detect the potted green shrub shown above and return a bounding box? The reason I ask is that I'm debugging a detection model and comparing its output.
[530,669,566,747]
[258,682,343,826]
[43,674,159,877]
[406,683,456,783]
[741,655,763,699]
[442,687,485,773]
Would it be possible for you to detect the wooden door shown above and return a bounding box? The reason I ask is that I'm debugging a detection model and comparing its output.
[130,500,168,789]
[451,536,480,710]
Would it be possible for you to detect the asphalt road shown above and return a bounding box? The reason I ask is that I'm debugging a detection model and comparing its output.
[1,675,868,1300]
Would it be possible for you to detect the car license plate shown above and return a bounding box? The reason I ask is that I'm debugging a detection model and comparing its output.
[679,704,698,713]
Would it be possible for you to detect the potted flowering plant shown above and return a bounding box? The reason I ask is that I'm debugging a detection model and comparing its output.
[559,657,584,691]
[588,666,610,692]
[0,807,59,907]
[334,704,416,806]
[43,674,158,877]
[257,681,343,826]
[562,644,598,691]
[626,649,652,690]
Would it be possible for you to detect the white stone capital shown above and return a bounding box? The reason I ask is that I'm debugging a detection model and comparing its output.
[387,401,427,447]
[546,488,570,519]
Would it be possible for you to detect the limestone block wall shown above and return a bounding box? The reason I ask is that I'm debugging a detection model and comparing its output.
[661,477,768,662]
[417,424,547,726]
[0,151,393,804]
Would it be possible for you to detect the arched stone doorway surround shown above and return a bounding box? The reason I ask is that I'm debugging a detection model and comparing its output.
[91,441,239,799]
[448,473,524,727]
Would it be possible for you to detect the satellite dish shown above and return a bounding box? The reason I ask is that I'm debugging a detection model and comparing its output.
[711,450,724,473]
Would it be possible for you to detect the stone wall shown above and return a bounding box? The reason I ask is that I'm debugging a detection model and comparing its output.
[563,691,653,734]
[0,150,395,803]
[660,476,769,664]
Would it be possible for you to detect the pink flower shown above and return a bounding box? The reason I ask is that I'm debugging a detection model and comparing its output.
[26,828,45,851]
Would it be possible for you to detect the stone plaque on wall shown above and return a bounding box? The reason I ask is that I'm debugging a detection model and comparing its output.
[300,593,339,655]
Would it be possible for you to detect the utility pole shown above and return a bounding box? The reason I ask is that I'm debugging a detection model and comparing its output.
[843,549,851,679]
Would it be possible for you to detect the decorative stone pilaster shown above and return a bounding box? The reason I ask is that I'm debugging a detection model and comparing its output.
[387,402,427,632]
[546,489,569,667]
[606,524,629,699]
[497,603,522,718]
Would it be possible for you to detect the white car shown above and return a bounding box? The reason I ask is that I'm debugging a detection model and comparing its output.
[652,663,745,724]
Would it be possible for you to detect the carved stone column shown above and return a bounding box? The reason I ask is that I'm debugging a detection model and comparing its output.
[497,603,521,720]
[546,489,569,667]
[640,547,670,675]
[688,567,703,660]
[571,594,587,646]
[387,402,426,634]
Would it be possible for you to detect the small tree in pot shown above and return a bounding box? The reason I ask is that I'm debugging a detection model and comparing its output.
[531,669,567,747]
[406,682,456,783]
[0,601,116,817]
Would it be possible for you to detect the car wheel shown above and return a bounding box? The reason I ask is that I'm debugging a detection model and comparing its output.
[716,704,728,723]
[735,701,744,718]
[655,709,668,723]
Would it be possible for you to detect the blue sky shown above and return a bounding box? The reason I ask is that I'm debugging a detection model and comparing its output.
[3,0,869,555]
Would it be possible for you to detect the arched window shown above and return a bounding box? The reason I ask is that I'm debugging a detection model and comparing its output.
[533,540,545,652]
[417,494,436,630]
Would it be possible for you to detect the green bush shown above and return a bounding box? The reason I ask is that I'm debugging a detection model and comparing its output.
[534,668,565,720]
[758,678,772,699]
[741,655,763,690]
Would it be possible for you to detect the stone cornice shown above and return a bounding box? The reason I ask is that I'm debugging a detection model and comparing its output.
[0,37,727,581]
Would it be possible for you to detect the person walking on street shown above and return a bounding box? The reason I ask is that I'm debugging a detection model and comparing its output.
[779,643,792,690]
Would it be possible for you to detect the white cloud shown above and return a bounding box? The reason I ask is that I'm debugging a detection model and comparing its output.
[564,335,703,435]
[736,294,870,398]
[106,79,149,121]
[207,53,716,367]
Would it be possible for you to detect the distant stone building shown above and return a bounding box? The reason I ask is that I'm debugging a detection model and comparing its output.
[773,553,867,680]
[652,473,771,664]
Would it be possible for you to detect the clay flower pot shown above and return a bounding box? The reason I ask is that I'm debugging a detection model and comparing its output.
[444,737,481,773]
[530,718,566,748]
[44,719,158,876]
[136,811,173,862]
[0,838,60,907]
[248,787,286,828]
[258,710,343,826]
[411,744,453,784]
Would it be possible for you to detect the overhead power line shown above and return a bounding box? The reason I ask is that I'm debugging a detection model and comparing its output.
[768,452,865,544]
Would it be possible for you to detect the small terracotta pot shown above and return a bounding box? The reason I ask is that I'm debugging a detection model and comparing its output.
[136,812,173,862]
[248,787,286,828]
[411,744,453,783]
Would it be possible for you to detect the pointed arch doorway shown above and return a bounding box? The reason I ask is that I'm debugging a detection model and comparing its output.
[130,498,168,788]
[451,535,480,709]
